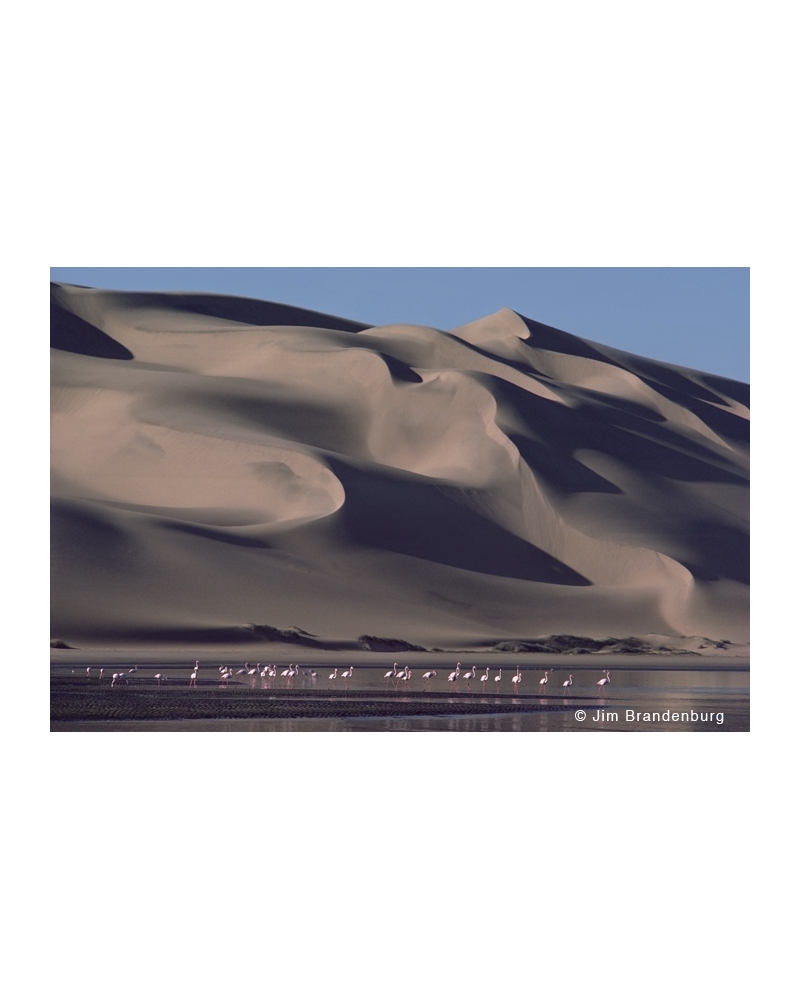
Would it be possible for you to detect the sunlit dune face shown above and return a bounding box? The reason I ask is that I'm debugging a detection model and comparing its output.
[51,387,343,526]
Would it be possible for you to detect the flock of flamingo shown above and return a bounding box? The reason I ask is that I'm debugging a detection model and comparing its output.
[90,661,613,696]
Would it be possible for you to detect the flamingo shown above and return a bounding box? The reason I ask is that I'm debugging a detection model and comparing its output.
[480,666,490,692]
[494,667,502,691]
[236,663,248,677]
[86,666,91,678]
[394,665,409,692]
[399,667,412,691]
[111,672,121,687]
[99,668,104,681]
[512,666,522,694]
[596,670,611,695]
[220,667,232,688]
[342,665,354,690]
[328,667,338,688]
[539,670,550,695]
[561,674,574,694]
[154,673,166,687]
[127,665,139,676]
[190,663,199,687]
[448,663,462,692]
[462,665,477,692]
[422,669,437,690]
[384,663,399,689]
[247,664,258,687]
[288,663,299,687]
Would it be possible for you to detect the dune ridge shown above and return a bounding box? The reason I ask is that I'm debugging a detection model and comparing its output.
[50,283,749,651]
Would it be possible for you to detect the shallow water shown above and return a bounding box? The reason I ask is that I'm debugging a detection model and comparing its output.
[51,662,749,732]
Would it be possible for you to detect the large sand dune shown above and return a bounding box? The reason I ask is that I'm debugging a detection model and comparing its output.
[50,283,749,650]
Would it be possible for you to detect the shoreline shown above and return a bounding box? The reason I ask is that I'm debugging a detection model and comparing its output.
[50,650,749,670]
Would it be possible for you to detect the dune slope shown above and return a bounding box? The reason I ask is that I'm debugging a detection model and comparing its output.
[50,283,749,648]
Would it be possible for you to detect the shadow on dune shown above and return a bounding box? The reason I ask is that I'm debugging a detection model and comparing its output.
[516,313,614,364]
[493,380,748,487]
[583,352,749,448]
[575,390,750,472]
[106,289,372,334]
[701,374,750,408]
[156,522,272,549]
[328,459,591,585]
[51,498,134,567]
[678,521,750,584]
[95,498,269,528]
[510,434,623,495]
[516,311,750,448]
[377,352,424,383]
[640,381,749,447]
[164,388,364,456]
[50,299,134,360]
[52,622,362,649]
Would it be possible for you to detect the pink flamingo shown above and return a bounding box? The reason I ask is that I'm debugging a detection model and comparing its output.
[596,670,611,695]
[448,663,461,692]
[384,663,399,690]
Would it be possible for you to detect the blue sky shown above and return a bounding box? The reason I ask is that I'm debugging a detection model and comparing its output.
[50,267,749,383]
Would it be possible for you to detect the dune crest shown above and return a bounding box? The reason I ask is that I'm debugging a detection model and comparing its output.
[51,284,749,649]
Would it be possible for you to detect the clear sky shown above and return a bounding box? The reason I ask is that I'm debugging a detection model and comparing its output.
[50,267,749,383]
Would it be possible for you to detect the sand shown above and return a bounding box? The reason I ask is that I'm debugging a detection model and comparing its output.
[51,283,749,655]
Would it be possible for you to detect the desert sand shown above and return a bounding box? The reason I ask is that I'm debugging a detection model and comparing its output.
[51,282,749,656]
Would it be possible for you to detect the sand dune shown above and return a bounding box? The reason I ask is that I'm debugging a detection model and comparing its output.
[50,283,749,650]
